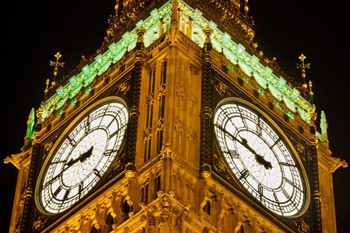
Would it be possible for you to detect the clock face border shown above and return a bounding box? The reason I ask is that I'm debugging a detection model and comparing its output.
[35,96,129,216]
[213,97,310,218]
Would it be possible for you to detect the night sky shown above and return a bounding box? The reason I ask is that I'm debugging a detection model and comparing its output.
[2,0,349,232]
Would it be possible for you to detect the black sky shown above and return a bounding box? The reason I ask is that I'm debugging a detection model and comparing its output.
[1,0,349,232]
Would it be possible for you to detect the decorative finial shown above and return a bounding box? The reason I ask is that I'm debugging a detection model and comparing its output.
[203,26,213,51]
[135,27,146,50]
[25,108,36,142]
[296,53,310,89]
[309,80,314,100]
[49,52,65,87]
[44,78,50,96]
[318,111,328,145]
[244,0,249,19]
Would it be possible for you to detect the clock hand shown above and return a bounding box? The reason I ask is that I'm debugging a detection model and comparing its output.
[215,124,272,169]
[255,153,272,169]
[44,146,95,189]
[239,136,256,155]
[238,135,272,169]
[215,124,256,154]
[78,146,94,163]
[66,146,94,167]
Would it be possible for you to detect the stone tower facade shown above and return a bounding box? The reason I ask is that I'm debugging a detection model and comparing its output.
[7,0,346,232]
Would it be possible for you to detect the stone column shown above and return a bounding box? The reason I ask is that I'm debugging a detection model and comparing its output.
[309,111,322,233]
[20,143,42,233]
[200,27,214,177]
[125,27,145,173]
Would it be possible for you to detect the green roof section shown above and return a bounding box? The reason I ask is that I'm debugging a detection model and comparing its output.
[39,0,312,124]
[39,1,172,122]
[178,0,313,123]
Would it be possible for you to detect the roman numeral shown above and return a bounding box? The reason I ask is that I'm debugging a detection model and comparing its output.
[229,149,239,159]
[104,149,117,156]
[282,188,290,199]
[273,192,279,202]
[270,138,280,148]
[78,183,83,198]
[53,186,62,197]
[63,189,70,199]
[239,169,249,180]
[109,129,119,138]
[43,174,61,189]
[93,169,101,178]
[285,178,294,186]
[258,184,264,197]
[85,115,91,132]
[280,162,296,167]
[50,160,66,165]
[257,120,262,136]
[67,136,77,146]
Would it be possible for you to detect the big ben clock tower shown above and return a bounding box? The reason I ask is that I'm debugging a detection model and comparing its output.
[6,0,347,232]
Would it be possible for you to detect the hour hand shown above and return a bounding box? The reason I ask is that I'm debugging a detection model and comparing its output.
[66,146,94,167]
[66,157,78,167]
[78,146,94,163]
[239,136,272,170]
[255,154,272,169]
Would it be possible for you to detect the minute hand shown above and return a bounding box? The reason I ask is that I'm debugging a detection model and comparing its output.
[215,124,272,169]
[215,124,257,154]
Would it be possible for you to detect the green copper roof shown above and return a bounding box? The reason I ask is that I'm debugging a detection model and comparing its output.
[39,1,172,121]
[39,0,312,124]
[178,0,312,122]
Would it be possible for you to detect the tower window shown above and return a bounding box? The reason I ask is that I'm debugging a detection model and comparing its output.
[105,213,115,232]
[203,201,211,215]
[237,225,244,233]
[141,182,149,204]
[90,225,99,233]
[122,200,132,221]
[155,174,161,194]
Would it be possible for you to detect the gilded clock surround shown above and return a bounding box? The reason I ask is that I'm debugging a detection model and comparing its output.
[35,97,129,215]
[213,97,310,218]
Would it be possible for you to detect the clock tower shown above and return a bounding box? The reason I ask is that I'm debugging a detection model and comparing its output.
[7,0,346,232]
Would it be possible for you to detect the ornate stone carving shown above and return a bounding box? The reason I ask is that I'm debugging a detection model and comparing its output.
[3,151,26,169]
[159,143,173,159]
[117,81,131,95]
[176,82,185,100]
[143,127,152,142]
[33,215,46,231]
[190,94,198,106]
[157,83,166,100]
[146,93,154,105]
[295,220,309,233]
[187,127,195,141]
[155,118,164,134]
[330,157,348,172]
[190,63,200,75]
[215,82,229,96]
[174,117,185,135]
[148,215,156,229]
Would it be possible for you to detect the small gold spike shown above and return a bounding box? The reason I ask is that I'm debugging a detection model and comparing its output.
[44,78,50,95]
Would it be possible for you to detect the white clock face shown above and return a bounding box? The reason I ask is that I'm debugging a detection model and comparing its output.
[37,99,128,214]
[214,100,308,217]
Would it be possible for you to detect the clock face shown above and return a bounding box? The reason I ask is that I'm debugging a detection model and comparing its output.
[36,98,128,214]
[214,99,308,217]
